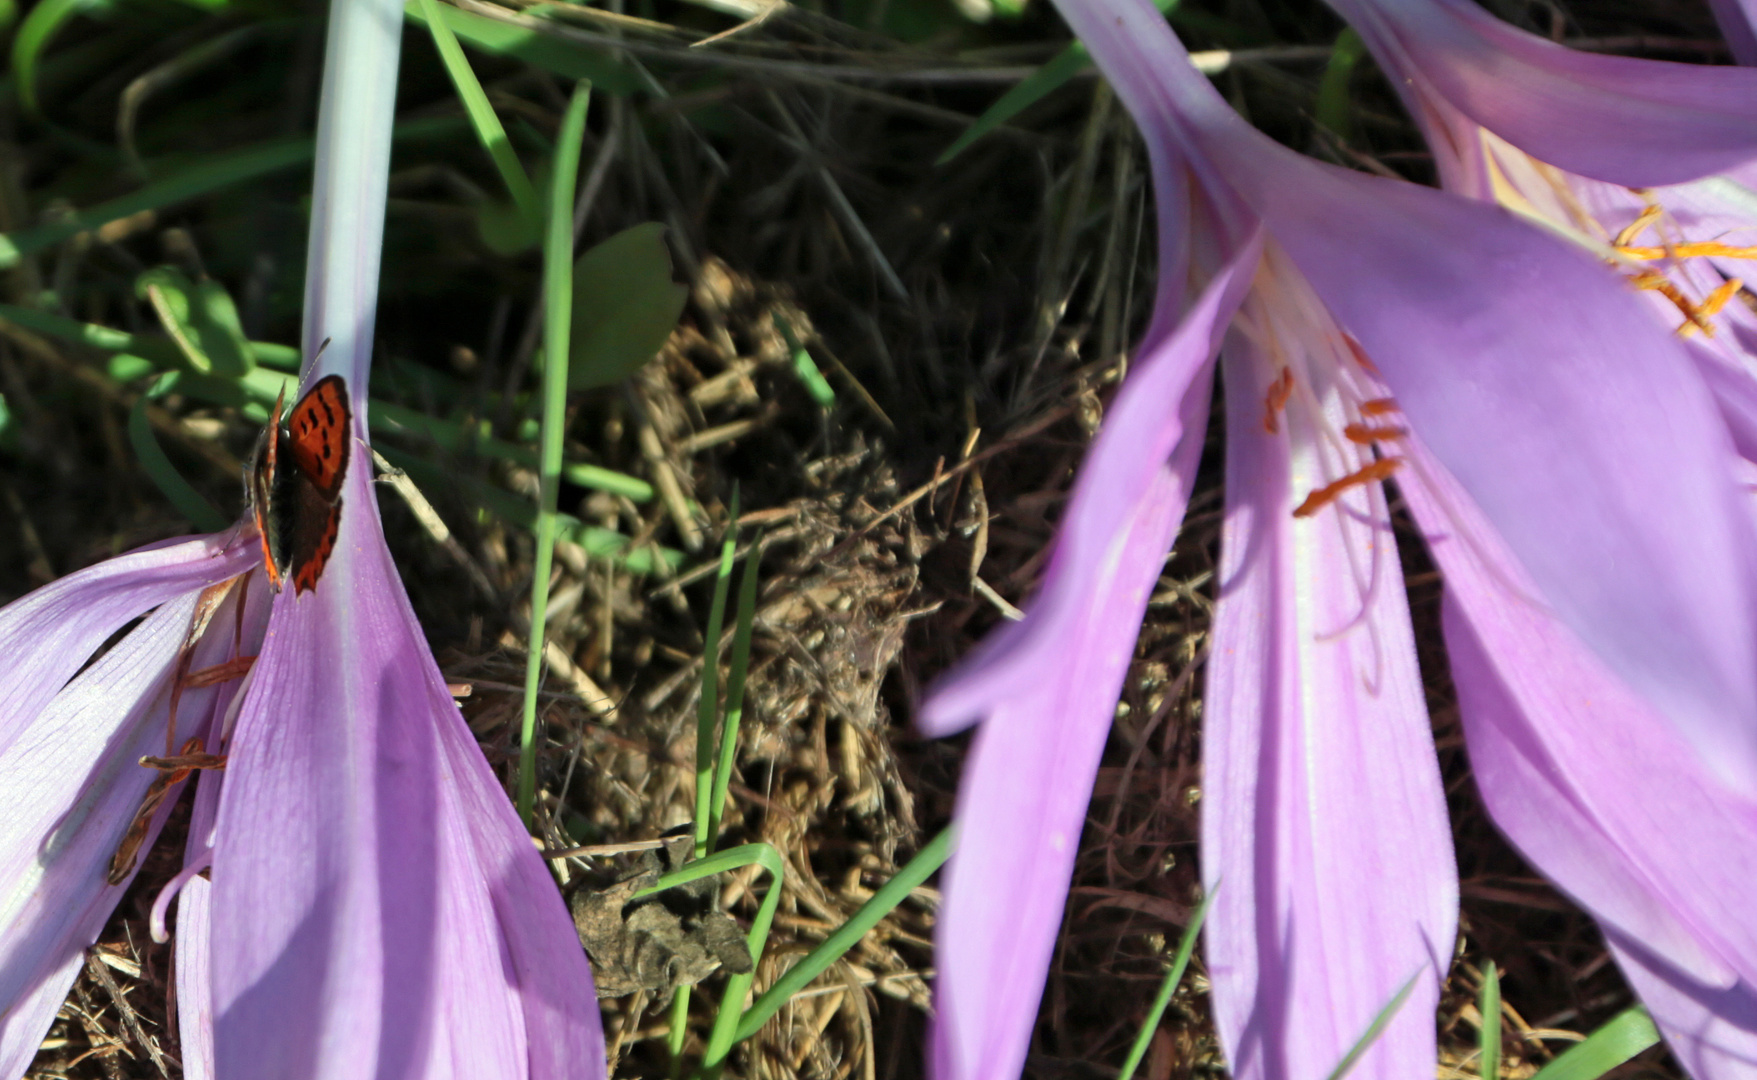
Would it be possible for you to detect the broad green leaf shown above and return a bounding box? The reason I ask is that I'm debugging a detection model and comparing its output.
[402,0,639,95]
[136,267,208,372]
[476,197,542,255]
[567,222,687,392]
[1528,1009,1660,1080]
[137,268,250,376]
[192,278,253,376]
[127,394,227,532]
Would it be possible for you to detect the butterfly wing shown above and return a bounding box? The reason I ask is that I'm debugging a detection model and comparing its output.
[286,374,352,500]
[248,385,289,590]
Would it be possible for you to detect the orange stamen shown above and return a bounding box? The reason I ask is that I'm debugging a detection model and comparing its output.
[1262,368,1295,435]
[1293,457,1402,519]
[1701,278,1745,319]
[107,738,228,885]
[1359,398,1399,417]
[1342,334,1381,375]
[1344,423,1407,444]
[1629,271,1715,336]
[1614,204,1664,248]
[1617,241,1757,261]
[183,655,257,689]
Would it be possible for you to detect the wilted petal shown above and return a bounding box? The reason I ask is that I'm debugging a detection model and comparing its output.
[1331,0,1757,188]
[1200,329,1454,1080]
[0,535,255,754]
[924,256,1252,1080]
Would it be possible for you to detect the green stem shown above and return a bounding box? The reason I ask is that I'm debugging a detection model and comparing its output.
[516,79,591,828]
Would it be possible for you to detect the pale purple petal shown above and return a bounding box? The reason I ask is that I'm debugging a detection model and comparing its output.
[1211,150,1757,789]
[0,534,256,754]
[0,597,191,1073]
[1200,339,1454,1080]
[1608,935,1757,1080]
[1330,0,1757,188]
[924,256,1253,1080]
[177,874,217,1080]
[1709,0,1757,66]
[209,484,604,1078]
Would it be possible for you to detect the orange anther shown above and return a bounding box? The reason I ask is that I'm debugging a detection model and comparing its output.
[1701,278,1744,319]
[1342,334,1381,375]
[1359,398,1399,416]
[1292,457,1402,518]
[1344,423,1407,444]
[108,737,227,885]
[1262,368,1295,435]
[1614,205,1664,249]
[1628,272,1715,336]
[1617,241,1757,262]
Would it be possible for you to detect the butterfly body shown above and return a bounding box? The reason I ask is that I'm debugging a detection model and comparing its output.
[248,374,351,594]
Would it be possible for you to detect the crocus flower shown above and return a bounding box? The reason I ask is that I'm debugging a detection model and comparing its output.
[918,0,1757,1078]
[0,0,607,1075]
[1311,3,1757,1072]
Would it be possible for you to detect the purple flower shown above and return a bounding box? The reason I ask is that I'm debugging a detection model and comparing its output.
[0,0,606,1075]
[918,0,1757,1077]
[1305,2,1757,1072]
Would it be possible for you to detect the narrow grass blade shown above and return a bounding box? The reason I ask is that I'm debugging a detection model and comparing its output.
[415,0,541,231]
[0,303,181,364]
[935,0,1178,166]
[733,826,953,1043]
[377,446,677,571]
[694,487,741,854]
[773,312,832,408]
[13,0,108,115]
[372,400,653,501]
[707,539,762,845]
[1527,1008,1659,1080]
[1324,969,1424,1080]
[127,393,227,532]
[1479,961,1501,1080]
[401,0,640,93]
[517,78,592,828]
[1314,28,1365,141]
[1116,881,1218,1080]
[0,117,461,269]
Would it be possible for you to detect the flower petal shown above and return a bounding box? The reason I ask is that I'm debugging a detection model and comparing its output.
[1399,440,1757,996]
[0,597,189,1073]
[1607,934,1757,1079]
[0,534,255,756]
[923,256,1253,1080]
[1200,339,1454,1080]
[177,873,217,1080]
[209,498,604,1079]
[1222,152,1757,789]
[1331,0,1757,188]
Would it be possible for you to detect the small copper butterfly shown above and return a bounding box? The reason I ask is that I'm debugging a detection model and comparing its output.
[248,374,351,594]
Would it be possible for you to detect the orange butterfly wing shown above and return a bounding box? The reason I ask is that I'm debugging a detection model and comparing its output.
[285,375,352,499]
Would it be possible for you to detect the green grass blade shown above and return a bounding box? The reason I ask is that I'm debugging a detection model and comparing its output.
[1528,1008,1660,1080]
[0,303,182,364]
[935,0,1179,166]
[13,0,107,115]
[1314,28,1365,141]
[772,312,833,408]
[1324,970,1424,1080]
[1479,961,1501,1080]
[695,487,741,855]
[732,826,953,1044]
[1116,881,1218,1080]
[372,400,653,501]
[415,0,541,231]
[0,117,461,270]
[517,78,592,829]
[402,0,640,94]
[127,392,227,532]
[376,445,677,572]
[707,538,762,846]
